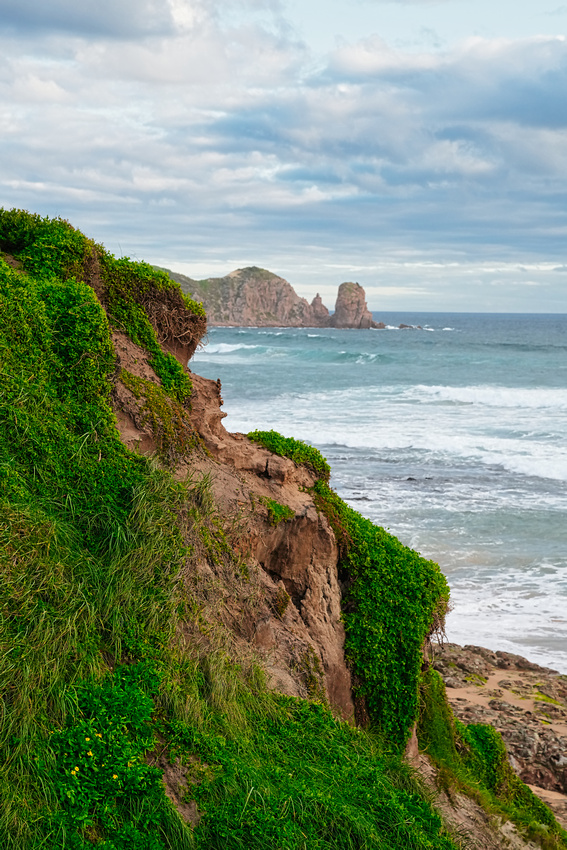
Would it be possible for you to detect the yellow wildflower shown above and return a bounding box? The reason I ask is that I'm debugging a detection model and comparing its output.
[87,750,93,756]
[85,737,90,742]
[113,774,118,779]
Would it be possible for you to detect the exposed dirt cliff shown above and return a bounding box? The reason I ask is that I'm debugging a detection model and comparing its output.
[112,332,354,718]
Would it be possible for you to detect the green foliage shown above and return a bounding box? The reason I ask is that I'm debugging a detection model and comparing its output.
[418,669,567,850]
[119,370,199,464]
[0,208,202,405]
[0,257,145,549]
[164,694,459,850]
[0,210,205,847]
[416,668,459,768]
[0,208,90,280]
[313,479,449,749]
[100,255,194,404]
[262,497,295,526]
[247,429,331,480]
[47,664,173,849]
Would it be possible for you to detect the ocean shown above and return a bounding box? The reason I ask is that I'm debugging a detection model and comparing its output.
[191,313,567,673]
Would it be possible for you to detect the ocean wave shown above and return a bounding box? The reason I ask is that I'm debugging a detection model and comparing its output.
[199,342,261,354]
[412,385,567,410]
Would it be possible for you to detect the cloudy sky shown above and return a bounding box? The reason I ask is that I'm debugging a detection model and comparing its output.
[1,0,566,311]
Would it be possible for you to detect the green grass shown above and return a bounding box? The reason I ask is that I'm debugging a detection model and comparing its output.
[262,497,295,526]
[247,430,331,480]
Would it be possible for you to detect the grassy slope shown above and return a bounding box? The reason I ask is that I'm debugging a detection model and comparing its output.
[0,209,562,850]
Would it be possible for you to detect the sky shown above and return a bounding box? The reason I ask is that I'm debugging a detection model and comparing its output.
[1,0,567,312]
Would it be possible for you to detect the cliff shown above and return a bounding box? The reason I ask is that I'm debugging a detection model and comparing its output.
[1,209,566,850]
[161,264,381,329]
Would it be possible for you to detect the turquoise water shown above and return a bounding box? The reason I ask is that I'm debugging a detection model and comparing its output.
[191,313,567,672]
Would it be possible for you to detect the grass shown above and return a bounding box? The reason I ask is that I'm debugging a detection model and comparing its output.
[247,430,331,481]
[262,497,295,526]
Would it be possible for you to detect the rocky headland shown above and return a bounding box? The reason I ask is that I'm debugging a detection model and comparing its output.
[160,265,382,329]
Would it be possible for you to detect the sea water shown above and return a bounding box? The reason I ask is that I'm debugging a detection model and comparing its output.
[191,313,567,673]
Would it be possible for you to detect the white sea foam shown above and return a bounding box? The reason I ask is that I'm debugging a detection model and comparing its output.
[412,384,567,409]
[198,342,260,354]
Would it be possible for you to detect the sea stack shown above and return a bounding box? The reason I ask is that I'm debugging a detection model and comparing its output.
[310,292,331,326]
[330,281,377,329]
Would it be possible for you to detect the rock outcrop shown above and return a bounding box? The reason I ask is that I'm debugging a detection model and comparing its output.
[159,265,381,329]
[111,329,355,721]
[310,292,331,326]
[433,642,567,828]
[161,266,329,328]
[329,281,378,329]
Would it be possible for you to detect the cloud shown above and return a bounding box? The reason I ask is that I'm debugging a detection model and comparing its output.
[0,0,181,38]
[0,7,566,311]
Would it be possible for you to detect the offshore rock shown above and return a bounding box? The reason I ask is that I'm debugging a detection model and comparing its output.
[310,292,331,326]
[330,281,378,329]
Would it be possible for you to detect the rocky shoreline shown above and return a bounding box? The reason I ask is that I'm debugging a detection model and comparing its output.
[432,642,567,828]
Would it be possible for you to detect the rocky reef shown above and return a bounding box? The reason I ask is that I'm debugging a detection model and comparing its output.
[160,264,381,329]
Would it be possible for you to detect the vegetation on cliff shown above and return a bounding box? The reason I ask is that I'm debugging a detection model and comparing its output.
[248,431,449,748]
[0,210,458,849]
[1,209,564,850]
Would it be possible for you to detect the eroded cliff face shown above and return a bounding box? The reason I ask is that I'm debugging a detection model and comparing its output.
[111,330,354,720]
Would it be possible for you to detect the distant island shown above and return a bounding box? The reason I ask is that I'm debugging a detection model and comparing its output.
[159,265,386,329]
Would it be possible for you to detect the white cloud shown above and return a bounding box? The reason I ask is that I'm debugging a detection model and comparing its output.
[0,4,566,311]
